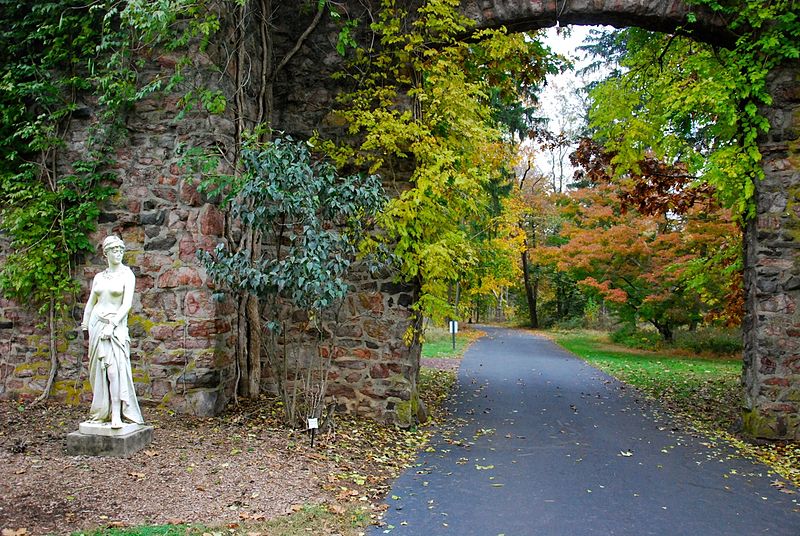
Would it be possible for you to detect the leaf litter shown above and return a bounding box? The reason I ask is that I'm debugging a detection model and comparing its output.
[0,367,458,535]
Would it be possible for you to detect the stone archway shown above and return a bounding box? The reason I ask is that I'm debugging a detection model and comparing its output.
[0,0,796,440]
[451,0,800,440]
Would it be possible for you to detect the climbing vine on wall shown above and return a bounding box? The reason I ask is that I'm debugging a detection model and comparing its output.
[317,0,560,325]
[586,0,799,218]
[686,0,799,216]
[0,0,225,401]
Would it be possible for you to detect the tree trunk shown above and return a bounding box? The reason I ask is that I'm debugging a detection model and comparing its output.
[32,297,58,405]
[246,293,261,396]
[521,249,538,328]
[652,321,674,343]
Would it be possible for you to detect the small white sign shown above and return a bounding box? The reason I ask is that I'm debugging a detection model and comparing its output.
[449,320,459,334]
[307,417,319,430]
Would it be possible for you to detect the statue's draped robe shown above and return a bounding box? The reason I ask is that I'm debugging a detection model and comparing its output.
[86,270,143,424]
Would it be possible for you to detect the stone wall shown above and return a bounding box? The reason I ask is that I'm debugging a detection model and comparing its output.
[742,59,800,440]
[0,11,252,415]
[462,0,733,45]
[3,1,800,436]
[252,2,425,424]
[0,1,426,425]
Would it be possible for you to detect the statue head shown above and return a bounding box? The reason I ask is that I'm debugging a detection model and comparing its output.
[102,235,125,254]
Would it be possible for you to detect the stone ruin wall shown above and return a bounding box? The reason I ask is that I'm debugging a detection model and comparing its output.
[0,34,242,416]
[0,2,425,424]
[743,60,800,440]
[2,0,799,437]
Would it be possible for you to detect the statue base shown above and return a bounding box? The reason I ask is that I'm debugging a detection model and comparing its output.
[66,421,153,457]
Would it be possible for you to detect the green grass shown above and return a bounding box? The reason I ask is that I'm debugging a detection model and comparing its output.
[421,326,482,358]
[72,504,371,536]
[551,330,742,428]
[73,526,193,536]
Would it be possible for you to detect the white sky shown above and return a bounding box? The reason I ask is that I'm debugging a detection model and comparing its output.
[533,25,610,184]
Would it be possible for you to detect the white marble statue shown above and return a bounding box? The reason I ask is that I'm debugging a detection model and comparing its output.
[81,235,144,428]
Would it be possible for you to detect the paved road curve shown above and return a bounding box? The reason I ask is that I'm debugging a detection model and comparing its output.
[371,326,800,536]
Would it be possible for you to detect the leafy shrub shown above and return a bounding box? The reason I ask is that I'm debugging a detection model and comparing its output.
[553,316,587,331]
[609,325,662,350]
[674,328,743,355]
[609,325,743,356]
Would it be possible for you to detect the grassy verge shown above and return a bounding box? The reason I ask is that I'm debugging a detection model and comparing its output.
[73,503,369,536]
[551,329,800,487]
[421,325,483,359]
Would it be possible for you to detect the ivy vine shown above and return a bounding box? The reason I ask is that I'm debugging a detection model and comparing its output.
[686,0,797,214]
[0,0,225,401]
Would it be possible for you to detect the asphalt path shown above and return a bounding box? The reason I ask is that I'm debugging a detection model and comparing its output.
[370,326,800,536]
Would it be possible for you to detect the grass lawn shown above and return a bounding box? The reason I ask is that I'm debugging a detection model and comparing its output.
[552,330,742,427]
[421,325,483,359]
[550,329,800,487]
[73,504,370,536]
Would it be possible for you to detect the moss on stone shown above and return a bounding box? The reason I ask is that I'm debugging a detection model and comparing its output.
[788,109,800,168]
[55,338,70,354]
[783,388,800,402]
[742,410,800,440]
[131,367,151,384]
[52,380,87,405]
[395,394,418,428]
[158,390,174,408]
[13,361,49,374]
[742,408,780,438]
[25,334,49,358]
[395,388,427,427]
[129,314,156,333]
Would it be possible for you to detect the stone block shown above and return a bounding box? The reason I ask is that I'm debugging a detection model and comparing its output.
[158,267,203,288]
[363,319,390,339]
[352,347,375,360]
[357,292,384,314]
[79,421,141,436]
[153,186,177,202]
[177,368,220,388]
[180,180,203,206]
[66,423,153,457]
[199,204,224,236]
[145,235,178,252]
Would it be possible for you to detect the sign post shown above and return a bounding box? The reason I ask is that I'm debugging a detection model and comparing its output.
[308,417,319,447]
[449,320,458,350]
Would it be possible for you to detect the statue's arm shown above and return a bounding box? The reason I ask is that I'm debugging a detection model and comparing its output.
[81,277,99,331]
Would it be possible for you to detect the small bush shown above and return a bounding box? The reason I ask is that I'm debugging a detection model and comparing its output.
[552,316,586,331]
[608,325,742,356]
[609,325,662,351]
[674,328,742,355]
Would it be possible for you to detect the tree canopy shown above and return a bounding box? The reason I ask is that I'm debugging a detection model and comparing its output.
[317,0,561,325]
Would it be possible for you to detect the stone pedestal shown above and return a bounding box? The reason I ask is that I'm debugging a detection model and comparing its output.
[66,421,153,457]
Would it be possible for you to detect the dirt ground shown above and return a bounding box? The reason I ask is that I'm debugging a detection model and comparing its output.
[0,399,343,535]
[0,360,462,536]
